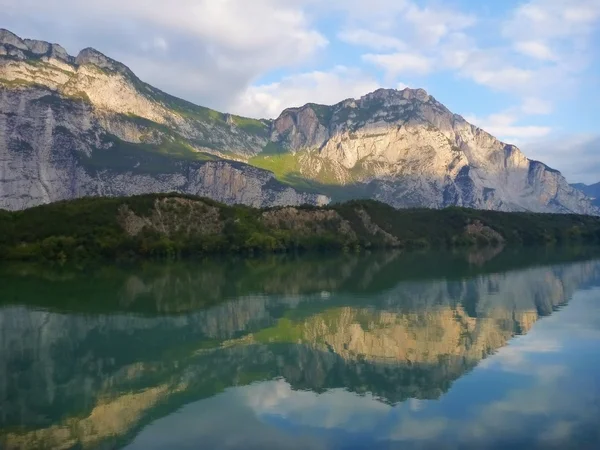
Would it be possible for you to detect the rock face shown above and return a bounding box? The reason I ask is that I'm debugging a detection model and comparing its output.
[269,89,598,213]
[0,28,596,214]
[0,30,327,210]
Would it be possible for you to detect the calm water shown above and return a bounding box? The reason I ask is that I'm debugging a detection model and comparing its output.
[1,249,600,450]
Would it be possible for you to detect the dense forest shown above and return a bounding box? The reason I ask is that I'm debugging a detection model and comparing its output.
[1,193,600,262]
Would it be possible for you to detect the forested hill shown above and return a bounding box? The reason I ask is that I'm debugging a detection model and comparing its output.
[1,194,600,262]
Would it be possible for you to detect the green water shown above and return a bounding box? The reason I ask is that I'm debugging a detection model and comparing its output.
[1,248,600,449]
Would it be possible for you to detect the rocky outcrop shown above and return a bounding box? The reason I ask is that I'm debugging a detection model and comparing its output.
[118,198,224,237]
[0,81,327,210]
[270,88,598,214]
[261,207,356,239]
[0,30,326,210]
[0,28,596,214]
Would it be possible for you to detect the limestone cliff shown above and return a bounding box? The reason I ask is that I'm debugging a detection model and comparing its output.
[266,89,597,213]
[0,28,596,214]
[0,29,327,210]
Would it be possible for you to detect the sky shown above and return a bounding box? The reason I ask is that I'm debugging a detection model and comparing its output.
[2,0,600,182]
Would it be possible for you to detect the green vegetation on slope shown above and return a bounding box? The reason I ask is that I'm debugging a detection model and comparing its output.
[251,147,346,185]
[137,82,270,139]
[0,77,48,89]
[249,147,369,200]
[249,148,349,198]
[249,150,306,180]
[0,194,600,262]
[75,134,217,175]
[308,103,335,125]
[230,115,269,135]
[250,144,389,201]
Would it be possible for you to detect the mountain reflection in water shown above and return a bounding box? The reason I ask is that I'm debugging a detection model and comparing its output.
[1,248,600,450]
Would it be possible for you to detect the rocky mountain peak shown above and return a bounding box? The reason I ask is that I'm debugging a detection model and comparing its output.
[22,38,51,55]
[0,29,134,76]
[270,87,449,151]
[362,87,431,103]
[357,87,453,122]
[0,29,28,50]
[274,88,435,129]
[26,39,70,62]
[0,29,72,63]
[75,47,134,77]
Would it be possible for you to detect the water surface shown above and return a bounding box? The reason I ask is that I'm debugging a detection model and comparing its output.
[1,248,600,449]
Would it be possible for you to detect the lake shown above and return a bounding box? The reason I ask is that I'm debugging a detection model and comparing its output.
[1,248,600,449]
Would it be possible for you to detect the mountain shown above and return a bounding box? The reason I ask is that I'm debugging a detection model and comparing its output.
[571,182,600,207]
[264,90,598,214]
[0,29,327,210]
[0,29,597,214]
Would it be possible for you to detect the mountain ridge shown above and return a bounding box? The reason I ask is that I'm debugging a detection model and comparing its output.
[571,181,600,207]
[0,28,597,214]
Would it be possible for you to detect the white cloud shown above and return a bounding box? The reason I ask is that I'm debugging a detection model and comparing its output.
[469,67,535,91]
[2,0,328,112]
[501,0,600,86]
[338,29,406,51]
[327,0,475,45]
[404,4,476,47]
[458,89,554,145]
[439,36,555,94]
[538,421,575,443]
[466,112,552,143]
[503,0,600,41]
[514,40,557,61]
[9,0,328,58]
[318,0,411,23]
[521,97,553,115]
[489,125,552,141]
[232,66,381,118]
[145,37,168,52]
[436,0,600,98]
[362,52,433,76]
[523,134,600,183]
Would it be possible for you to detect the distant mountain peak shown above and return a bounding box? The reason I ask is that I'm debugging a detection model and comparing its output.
[570,181,600,207]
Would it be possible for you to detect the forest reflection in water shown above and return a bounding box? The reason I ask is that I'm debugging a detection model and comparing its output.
[1,246,600,449]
